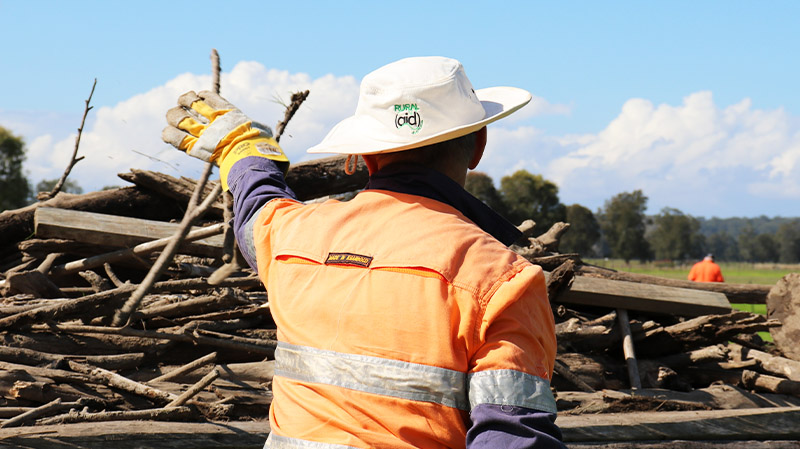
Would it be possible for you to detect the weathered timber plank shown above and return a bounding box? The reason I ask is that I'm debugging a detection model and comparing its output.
[0,420,269,448]
[558,406,800,442]
[3,409,799,448]
[577,265,772,304]
[34,207,223,258]
[554,275,732,317]
[567,441,800,448]
[0,187,187,253]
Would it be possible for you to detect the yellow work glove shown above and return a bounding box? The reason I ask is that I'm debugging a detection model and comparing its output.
[162,90,289,190]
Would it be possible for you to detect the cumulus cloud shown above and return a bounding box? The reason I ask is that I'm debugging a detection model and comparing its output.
[541,92,800,216]
[15,62,359,192]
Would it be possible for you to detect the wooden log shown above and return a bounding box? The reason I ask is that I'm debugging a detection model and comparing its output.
[635,311,780,357]
[546,259,574,302]
[519,253,583,271]
[742,370,800,397]
[68,361,179,404]
[556,389,710,415]
[568,441,800,449]
[554,275,732,317]
[727,342,800,381]
[49,222,226,277]
[552,359,595,392]
[44,323,275,357]
[0,407,33,418]
[152,360,275,384]
[556,316,619,350]
[4,269,63,298]
[148,352,218,384]
[37,406,196,425]
[553,353,624,391]
[0,345,146,371]
[3,329,173,357]
[766,272,800,361]
[0,398,86,428]
[558,406,800,442]
[284,155,369,201]
[0,187,187,254]
[117,170,225,214]
[0,276,264,330]
[16,238,106,259]
[0,284,135,330]
[0,361,89,383]
[165,368,220,408]
[617,308,642,389]
[121,155,369,206]
[138,292,248,320]
[0,420,269,448]
[624,383,800,409]
[576,264,772,304]
[35,208,225,258]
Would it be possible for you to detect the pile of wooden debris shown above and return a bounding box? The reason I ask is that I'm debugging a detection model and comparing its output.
[0,159,798,448]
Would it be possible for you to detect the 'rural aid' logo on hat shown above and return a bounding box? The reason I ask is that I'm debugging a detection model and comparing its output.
[394,104,423,135]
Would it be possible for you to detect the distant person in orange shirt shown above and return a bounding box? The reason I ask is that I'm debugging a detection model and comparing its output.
[688,254,725,282]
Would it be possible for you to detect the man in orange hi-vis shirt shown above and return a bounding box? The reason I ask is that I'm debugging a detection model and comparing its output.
[163,56,566,448]
[688,254,725,283]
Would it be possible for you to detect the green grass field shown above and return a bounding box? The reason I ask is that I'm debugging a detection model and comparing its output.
[583,259,800,341]
[584,259,800,286]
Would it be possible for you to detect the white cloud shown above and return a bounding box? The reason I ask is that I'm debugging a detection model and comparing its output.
[503,95,572,123]
[539,92,800,216]
[14,62,359,192]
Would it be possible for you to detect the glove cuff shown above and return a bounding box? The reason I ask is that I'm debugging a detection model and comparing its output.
[219,136,289,191]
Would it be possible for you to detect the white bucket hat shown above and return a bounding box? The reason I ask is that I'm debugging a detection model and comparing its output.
[307,56,531,155]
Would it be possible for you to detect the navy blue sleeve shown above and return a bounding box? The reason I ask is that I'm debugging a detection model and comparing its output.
[467,404,566,449]
[226,156,298,272]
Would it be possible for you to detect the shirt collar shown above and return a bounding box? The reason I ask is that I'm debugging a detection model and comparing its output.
[364,163,522,246]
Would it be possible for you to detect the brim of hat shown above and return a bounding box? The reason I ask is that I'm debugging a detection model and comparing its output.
[307,86,532,155]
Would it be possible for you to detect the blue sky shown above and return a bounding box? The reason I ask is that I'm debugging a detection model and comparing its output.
[2,1,799,219]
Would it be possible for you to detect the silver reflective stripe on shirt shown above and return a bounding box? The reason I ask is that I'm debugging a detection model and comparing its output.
[274,342,469,410]
[468,369,557,413]
[264,433,359,449]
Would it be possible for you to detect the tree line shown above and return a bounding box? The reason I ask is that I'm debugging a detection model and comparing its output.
[465,170,800,264]
[0,126,86,211]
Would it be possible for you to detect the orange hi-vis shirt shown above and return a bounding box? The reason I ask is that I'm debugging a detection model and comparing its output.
[252,190,558,449]
[688,259,724,283]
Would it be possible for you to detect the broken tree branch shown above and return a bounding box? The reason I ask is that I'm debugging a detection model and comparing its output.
[275,90,310,142]
[148,352,218,384]
[39,78,96,201]
[165,367,220,408]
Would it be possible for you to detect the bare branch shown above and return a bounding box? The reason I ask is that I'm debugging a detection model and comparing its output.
[275,90,310,142]
[39,78,97,201]
[211,49,221,95]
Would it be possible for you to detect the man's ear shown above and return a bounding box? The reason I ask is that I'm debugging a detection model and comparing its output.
[469,127,487,170]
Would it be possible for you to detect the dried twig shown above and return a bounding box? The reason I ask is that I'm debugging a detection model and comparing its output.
[211,48,221,95]
[149,352,218,384]
[275,90,310,142]
[39,78,96,201]
[165,367,220,408]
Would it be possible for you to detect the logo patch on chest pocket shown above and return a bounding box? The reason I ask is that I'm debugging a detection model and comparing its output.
[325,252,373,268]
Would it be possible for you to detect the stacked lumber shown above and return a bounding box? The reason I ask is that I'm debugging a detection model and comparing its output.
[0,159,799,448]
